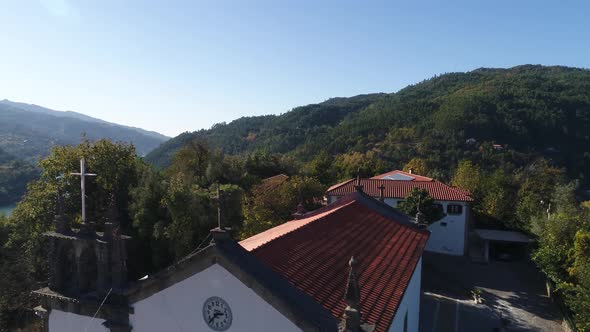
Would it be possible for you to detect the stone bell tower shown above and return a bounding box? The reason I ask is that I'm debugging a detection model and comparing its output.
[33,159,132,332]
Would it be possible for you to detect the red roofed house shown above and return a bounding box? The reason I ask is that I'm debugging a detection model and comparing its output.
[326,170,473,256]
[35,190,429,332]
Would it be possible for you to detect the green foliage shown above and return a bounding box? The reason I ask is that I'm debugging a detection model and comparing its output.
[240,176,325,239]
[451,160,482,195]
[397,188,445,224]
[0,139,146,327]
[147,65,590,187]
[532,182,590,331]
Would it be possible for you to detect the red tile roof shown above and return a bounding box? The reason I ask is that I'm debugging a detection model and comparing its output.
[371,170,433,181]
[239,192,429,332]
[327,178,474,202]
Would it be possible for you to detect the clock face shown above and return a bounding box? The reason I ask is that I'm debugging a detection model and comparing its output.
[202,296,233,331]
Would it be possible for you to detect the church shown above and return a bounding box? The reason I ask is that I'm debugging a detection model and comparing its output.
[33,161,430,332]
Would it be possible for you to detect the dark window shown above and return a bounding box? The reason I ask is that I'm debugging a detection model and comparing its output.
[447,204,463,215]
[403,311,408,332]
[434,203,444,213]
[440,222,447,227]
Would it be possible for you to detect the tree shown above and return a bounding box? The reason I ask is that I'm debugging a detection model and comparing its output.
[451,160,482,195]
[397,188,445,224]
[403,158,430,176]
[240,176,324,238]
[0,139,146,328]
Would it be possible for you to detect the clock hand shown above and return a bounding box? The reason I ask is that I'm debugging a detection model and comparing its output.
[208,312,223,323]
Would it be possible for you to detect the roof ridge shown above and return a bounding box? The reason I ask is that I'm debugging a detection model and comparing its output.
[240,200,357,252]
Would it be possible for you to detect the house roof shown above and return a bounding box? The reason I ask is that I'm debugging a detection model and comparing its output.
[371,170,433,181]
[258,174,289,191]
[240,191,430,332]
[326,178,474,202]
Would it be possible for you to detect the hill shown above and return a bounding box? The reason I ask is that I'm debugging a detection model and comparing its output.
[0,99,169,159]
[146,65,590,182]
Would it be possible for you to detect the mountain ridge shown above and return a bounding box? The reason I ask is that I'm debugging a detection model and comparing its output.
[145,65,590,183]
[0,100,169,160]
[0,99,168,141]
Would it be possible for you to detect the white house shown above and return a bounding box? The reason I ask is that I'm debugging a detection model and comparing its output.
[326,170,473,256]
[34,190,429,332]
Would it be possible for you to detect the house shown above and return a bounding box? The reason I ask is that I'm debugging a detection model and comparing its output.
[326,170,473,256]
[34,190,429,332]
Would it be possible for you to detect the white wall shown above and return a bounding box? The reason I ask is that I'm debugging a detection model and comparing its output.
[48,310,107,332]
[424,201,468,256]
[388,258,422,332]
[130,263,302,332]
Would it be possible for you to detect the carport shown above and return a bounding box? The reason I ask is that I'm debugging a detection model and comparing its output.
[474,229,531,263]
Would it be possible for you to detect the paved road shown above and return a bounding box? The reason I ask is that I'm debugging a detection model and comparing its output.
[420,253,562,332]
[421,293,500,332]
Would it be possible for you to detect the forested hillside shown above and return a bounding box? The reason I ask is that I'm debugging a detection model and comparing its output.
[0,100,169,205]
[0,100,168,159]
[147,65,590,183]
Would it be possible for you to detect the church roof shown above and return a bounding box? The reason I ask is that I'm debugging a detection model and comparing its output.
[326,178,474,202]
[240,191,430,332]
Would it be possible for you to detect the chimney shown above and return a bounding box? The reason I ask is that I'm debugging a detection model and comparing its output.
[408,168,414,174]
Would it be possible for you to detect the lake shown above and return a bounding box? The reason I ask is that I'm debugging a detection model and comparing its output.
[0,204,16,216]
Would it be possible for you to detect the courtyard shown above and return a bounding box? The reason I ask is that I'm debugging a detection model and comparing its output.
[420,252,563,332]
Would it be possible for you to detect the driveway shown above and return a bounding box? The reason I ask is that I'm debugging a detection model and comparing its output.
[420,252,563,332]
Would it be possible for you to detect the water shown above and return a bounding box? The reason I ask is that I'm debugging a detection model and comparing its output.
[0,204,16,216]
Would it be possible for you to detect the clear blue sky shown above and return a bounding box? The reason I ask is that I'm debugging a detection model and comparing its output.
[1,0,589,137]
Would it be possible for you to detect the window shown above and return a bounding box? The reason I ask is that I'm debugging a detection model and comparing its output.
[440,222,447,227]
[447,204,463,215]
[434,203,444,213]
[403,310,408,332]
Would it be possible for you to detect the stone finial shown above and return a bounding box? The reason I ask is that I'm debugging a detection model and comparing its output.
[211,185,230,241]
[353,174,364,192]
[415,201,426,226]
[54,189,70,234]
[340,256,374,332]
[344,256,360,307]
[103,193,120,241]
[107,193,120,227]
[377,185,385,202]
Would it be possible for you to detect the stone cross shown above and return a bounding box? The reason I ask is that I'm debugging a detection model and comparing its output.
[70,158,96,224]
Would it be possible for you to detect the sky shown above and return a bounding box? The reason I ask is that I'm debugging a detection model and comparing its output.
[1,1,589,137]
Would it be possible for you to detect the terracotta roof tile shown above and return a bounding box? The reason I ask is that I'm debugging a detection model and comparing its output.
[239,192,429,332]
[327,178,474,202]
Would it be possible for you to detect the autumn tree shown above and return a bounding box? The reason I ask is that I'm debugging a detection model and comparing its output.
[240,176,324,238]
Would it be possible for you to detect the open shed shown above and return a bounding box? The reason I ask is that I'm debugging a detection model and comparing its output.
[474,229,532,263]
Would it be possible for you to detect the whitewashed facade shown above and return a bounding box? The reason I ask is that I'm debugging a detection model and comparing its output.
[388,258,422,332]
[130,264,302,332]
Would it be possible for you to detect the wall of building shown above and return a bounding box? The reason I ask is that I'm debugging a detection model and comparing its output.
[130,263,302,332]
[48,310,107,332]
[388,257,422,332]
[424,201,468,256]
